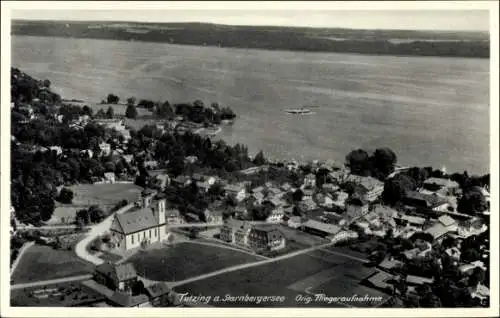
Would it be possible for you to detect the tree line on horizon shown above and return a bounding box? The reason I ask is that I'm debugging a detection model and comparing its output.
[11,20,490,58]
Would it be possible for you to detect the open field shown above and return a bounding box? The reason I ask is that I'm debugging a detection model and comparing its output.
[48,183,142,224]
[129,242,262,282]
[47,206,80,225]
[68,183,143,207]
[11,281,106,307]
[11,244,94,285]
[13,35,489,174]
[174,249,387,307]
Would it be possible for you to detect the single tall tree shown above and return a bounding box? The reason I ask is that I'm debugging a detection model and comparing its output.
[125,104,138,119]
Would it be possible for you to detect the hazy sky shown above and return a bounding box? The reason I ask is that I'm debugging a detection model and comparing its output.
[11,8,490,32]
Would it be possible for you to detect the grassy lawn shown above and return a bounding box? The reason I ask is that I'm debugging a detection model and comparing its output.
[11,244,94,285]
[47,206,80,225]
[11,281,106,307]
[174,249,387,307]
[69,183,142,207]
[129,242,262,282]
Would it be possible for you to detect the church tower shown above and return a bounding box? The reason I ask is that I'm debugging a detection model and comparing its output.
[156,197,166,225]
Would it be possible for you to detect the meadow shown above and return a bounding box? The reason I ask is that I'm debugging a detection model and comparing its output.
[48,183,143,224]
[174,249,387,307]
[129,242,262,282]
[11,244,94,284]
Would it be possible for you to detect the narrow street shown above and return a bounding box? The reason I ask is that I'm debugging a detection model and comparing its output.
[10,241,35,276]
[11,274,93,290]
[74,203,134,265]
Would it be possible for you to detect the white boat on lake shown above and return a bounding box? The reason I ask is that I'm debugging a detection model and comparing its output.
[285,107,314,114]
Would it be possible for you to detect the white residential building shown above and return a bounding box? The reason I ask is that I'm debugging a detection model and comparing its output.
[224,183,247,202]
[303,173,316,188]
[266,207,285,224]
[99,142,112,156]
[104,172,116,184]
[345,175,384,202]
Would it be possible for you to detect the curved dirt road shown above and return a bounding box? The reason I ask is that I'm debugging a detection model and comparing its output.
[74,204,134,265]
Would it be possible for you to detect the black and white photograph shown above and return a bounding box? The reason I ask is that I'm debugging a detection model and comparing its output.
[1,1,498,317]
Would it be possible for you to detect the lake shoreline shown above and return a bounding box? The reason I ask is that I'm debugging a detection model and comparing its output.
[12,35,490,175]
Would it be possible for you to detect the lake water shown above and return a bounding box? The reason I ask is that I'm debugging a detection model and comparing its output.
[11,36,490,174]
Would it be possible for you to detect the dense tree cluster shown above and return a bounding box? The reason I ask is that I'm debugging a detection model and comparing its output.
[125,103,138,119]
[155,101,174,119]
[382,174,417,205]
[345,147,397,179]
[10,151,57,225]
[76,205,106,226]
[251,203,273,221]
[11,142,135,225]
[57,187,74,204]
[12,117,111,150]
[137,99,156,109]
[165,183,210,220]
[129,125,255,176]
[174,100,236,124]
[253,150,266,166]
[106,106,115,119]
[10,71,139,225]
[11,68,61,106]
[104,94,237,125]
[457,187,488,215]
[106,94,120,104]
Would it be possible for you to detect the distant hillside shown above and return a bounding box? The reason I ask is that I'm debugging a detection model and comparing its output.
[11,20,490,58]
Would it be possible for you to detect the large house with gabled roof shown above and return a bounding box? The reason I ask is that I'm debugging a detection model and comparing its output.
[94,262,138,294]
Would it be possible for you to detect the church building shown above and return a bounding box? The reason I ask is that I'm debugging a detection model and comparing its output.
[110,191,172,250]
